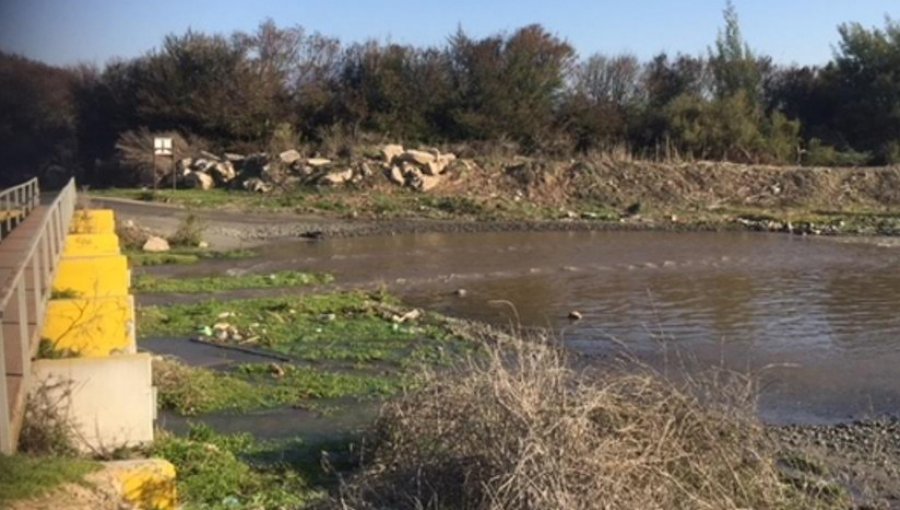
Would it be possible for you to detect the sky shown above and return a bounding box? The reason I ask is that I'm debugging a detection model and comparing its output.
[0,0,897,68]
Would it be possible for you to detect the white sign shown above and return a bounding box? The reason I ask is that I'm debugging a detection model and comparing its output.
[153,137,173,156]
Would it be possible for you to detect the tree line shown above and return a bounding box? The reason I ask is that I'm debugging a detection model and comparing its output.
[2,3,899,186]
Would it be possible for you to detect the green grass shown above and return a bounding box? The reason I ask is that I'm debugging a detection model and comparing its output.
[134,270,333,293]
[138,292,472,365]
[0,455,100,504]
[153,357,403,416]
[150,424,320,509]
[92,188,615,222]
[126,248,256,267]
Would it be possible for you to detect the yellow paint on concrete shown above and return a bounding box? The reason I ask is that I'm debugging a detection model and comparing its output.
[70,209,116,235]
[54,255,130,297]
[106,459,177,510]
[63,233,121,258]
[41,296,135,356]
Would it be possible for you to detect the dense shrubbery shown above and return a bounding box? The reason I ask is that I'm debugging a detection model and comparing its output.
[3,3,900,186]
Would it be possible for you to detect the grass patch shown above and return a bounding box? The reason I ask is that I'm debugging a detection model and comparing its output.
[153,357,402,416]
[138,292,472,365]
[0,455,100,504]
[151,424,320,509]
[92,188,617,222]
[134,270,332,293]
[127,248,256,267]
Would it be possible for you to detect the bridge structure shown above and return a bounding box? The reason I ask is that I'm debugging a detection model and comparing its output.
[0,178,154,455]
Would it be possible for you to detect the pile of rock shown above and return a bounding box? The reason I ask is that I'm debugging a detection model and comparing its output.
[175,151,238,190]
[382,145,457,192]
[167,144,458,193]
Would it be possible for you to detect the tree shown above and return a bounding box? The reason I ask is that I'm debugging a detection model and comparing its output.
[709,1,765,101]
[823,18,900,162]
[447,25,575,148]
[0,52,78,185]
[129,30,289,144]
[561,53,641,151]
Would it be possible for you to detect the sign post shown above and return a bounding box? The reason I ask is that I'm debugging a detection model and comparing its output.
[153,137,174,192]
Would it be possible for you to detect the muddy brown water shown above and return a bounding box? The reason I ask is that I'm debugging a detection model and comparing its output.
[149,230,900,427]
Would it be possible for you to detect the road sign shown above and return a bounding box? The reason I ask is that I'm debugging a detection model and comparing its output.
[153,137,173,156]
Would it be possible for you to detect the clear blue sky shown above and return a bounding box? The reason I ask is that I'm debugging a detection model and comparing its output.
[0,0,896,67]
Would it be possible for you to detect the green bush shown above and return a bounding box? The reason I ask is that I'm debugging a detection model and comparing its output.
[803,138,871,167]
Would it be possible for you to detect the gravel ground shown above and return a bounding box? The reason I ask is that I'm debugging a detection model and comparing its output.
[772,419,900,508]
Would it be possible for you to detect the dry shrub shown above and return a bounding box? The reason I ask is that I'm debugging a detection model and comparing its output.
[167,213,205,247]
[329,339,834,510]
[19,379,78,456]
[115,221,151,250]
[115,128,207,186]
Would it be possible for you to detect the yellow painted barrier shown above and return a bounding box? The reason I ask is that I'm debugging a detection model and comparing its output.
[70,209,117,235]
[108,459,178,510]
[41,296,135,357]
[54,255,130,297]
[63,233,121,258]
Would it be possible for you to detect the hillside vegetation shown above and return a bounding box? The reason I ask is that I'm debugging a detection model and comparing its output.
[3,3,900,188]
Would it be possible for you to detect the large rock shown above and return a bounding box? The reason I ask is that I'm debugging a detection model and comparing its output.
[142,236,170,253]
[307,158,332,168]
[388,166,405,185]
[437,153,457,166]
[279,149,302,165]
[176,158,193,172]
[417,173,442,192]
[191,158,209,171]
[209,161,236,184]
[185,171,214,190]
[423,160,445,176]
[381,144,404,163]
[319,169,354,186]
[397,149,437,165]
[406,168,442,192]
[242,177,272,193]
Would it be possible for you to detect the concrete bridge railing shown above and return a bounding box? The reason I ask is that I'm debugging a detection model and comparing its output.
[0,178,76,453]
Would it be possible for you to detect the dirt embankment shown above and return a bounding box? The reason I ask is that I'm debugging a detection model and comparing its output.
[93,158,900,248]
[467,158,900,210]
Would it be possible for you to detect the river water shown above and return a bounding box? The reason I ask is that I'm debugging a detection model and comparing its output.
[157,230,900,425]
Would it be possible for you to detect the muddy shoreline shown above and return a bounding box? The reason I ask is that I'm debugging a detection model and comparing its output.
[94,195,894,252]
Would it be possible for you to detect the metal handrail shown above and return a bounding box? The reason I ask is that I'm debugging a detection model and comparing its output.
[0,178,77,453]
[0,178,40,241]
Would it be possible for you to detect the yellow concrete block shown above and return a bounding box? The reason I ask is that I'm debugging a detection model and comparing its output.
[54,255,130,297]
[63,233,121,257]
[42,295,135,357]
[70,209,116,235]
[105,459,177,510]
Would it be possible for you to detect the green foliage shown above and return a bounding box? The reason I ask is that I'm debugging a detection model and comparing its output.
[825,18,900,159]
[153,356,400,415]
[8,13,900,181]
[709,1,765,101]
[150,425,316,508]
[0,52,78,187]
[127,248,255,267]
[447,25,575,149]
[138,292,473,365]
[803,138,871,167]
[0,455,99,504]
[133,270,332,293]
